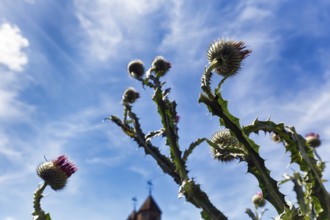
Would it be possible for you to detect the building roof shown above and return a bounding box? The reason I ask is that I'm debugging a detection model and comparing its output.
[127,210,137,220]
[138,195,162,214]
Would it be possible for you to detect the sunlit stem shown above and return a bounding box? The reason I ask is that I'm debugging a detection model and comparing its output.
[32,182,48,219]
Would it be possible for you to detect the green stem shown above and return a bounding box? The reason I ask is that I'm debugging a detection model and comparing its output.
[153,86,188,180]
[32,182,48,220]
[199,94,288,214]
[111,109,228,219]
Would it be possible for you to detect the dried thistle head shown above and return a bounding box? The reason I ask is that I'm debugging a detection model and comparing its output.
[209,129,247,162]
[150,56,171,77]
[127,59,145,79]
[122,87,140,104]
[37,155,77,191]
[207,39,251,77]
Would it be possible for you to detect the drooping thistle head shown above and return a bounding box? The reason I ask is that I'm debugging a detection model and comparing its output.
[209,129,247,162]
[149,56,171,78]
[251,192,266,208]
[37,155,77,191]
[122,87,140,104]
[127,59,145,79]
[305,132,321,148]
[207,39,251,77]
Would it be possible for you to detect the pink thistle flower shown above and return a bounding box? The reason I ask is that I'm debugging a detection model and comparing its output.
[53,154,77,177]
[37,155,77,191]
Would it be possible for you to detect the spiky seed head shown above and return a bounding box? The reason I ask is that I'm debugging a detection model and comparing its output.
[37,155,77,191]
[207,39,251,77]
[151,56,171,77]
[127,60,145,79]
[122,87,140,104]
[305,133,321,148]
[252,192,266,208]
[211,129,240,149]
[210,129,244,162]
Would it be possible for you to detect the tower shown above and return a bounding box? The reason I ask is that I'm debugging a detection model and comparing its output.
[127,181,162,220]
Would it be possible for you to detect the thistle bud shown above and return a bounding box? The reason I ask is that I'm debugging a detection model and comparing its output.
[37,155,77,191]
[211,129,240,149]
[210,129,246,162]
[305,133,321,148]
[122,87,140,104]
[151,56,171,77]
[271,133,281,143]
[252,192,266,208]
[127,59,145,79]
[207,39,251,77]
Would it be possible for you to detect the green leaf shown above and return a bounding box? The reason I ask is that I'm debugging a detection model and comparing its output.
[201,210,211,220]
[45,213,52,220]
[183,138,207,162]
[245,208,257,220]
[145,129,165,142]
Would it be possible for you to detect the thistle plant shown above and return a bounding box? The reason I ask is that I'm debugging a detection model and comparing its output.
[32,155,77,220]
[107,39,330,219]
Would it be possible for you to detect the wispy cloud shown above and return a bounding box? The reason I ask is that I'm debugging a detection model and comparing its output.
[73,0,167,61]
[1,1,330,220]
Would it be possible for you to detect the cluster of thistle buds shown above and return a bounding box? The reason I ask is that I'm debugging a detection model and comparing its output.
[37,154,77,190]
[111,36,330,219]
[127,56,171,81]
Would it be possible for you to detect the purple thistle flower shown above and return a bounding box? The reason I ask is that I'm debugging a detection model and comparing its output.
[37,154,77,191]
[53,154,77,177]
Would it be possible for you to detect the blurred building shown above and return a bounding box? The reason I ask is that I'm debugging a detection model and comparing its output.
[127,195,162,220]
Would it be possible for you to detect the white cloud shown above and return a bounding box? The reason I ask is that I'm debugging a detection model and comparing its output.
[0,23,32,121]
[74,0,166,61]
[0,23,29,72]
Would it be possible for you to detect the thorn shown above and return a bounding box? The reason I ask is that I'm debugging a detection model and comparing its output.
[253,117,259,125]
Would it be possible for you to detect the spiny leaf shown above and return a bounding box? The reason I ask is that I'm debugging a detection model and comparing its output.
[183,138,207,162]
[201,66,213,96]
[109,115,135,137]
[245,208,257,220]
[291,173,309,216]
[145,129,165,142]
[199,94,287,213]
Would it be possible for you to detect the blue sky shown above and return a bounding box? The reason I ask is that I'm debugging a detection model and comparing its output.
[1,0,330,219]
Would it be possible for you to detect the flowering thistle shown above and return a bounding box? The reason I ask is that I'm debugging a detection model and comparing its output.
[251,192,266,208]
[122,87,140,104]
[305,132,321,148]
[207,39,251,77]
[150,56,171,77]
[127,59,145,79]
[37,155,77,191]
[209,129,247,162]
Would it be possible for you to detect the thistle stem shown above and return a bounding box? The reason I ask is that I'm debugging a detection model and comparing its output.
[32,182,48,219]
